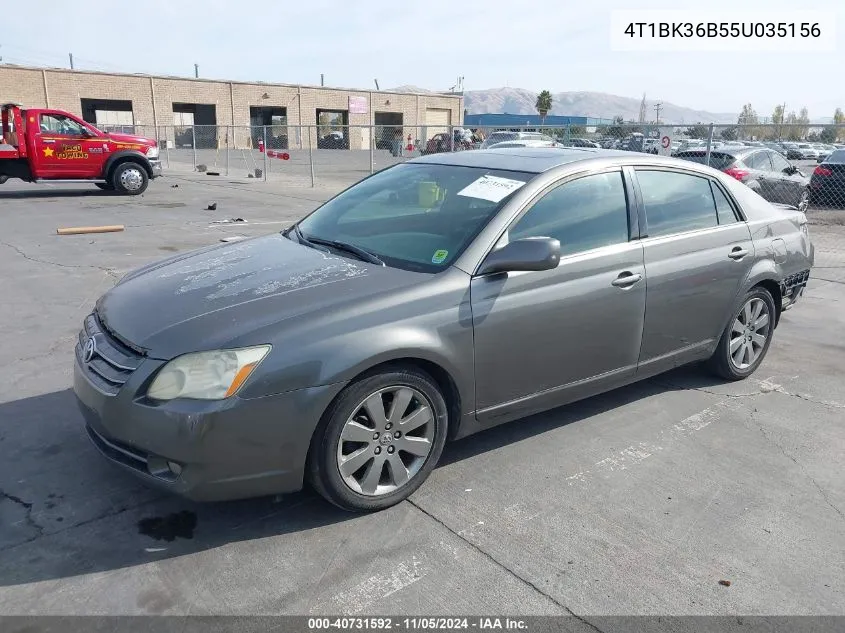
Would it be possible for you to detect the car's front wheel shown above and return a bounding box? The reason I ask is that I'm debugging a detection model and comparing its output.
[707,287,776,381]
[112,162,149,195]
[308,368,448,511]
[797,187,810,212]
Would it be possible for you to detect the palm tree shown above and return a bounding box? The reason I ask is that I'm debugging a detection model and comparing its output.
[536,90,553,125]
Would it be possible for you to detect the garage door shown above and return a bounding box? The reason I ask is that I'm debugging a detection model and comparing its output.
[425,108,451,136]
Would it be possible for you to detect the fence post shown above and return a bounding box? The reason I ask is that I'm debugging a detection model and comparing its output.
[369,125,374,175]
[262,126,268,182]
[191,126,197,171]
[705,124,714,167]
[308,125,315,188]
[162,126,170,169]
[225,126,230,176]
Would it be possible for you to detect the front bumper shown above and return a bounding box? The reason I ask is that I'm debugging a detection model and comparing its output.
[73,317,344,502]
[149,159,162,178]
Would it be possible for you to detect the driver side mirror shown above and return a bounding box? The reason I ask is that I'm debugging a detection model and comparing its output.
[478,236,561,276]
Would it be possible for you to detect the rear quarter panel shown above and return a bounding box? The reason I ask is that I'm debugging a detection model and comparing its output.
[720,172,814,296]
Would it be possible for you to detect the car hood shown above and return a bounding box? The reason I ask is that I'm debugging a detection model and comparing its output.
[96,234,422,357]
[102,132,156,147]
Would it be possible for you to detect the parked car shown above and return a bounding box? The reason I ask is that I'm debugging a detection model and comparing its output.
[74,148,813,511]
[480,131,554,149]
[815,144,835,162]
[487,139,561,149]
[809,149,845,207]
[422,130,472,154]
[796,143,819,160]
[318,131,347,150]
[674,147,810,211]
[566,138,601,148]
[781,143,803,160]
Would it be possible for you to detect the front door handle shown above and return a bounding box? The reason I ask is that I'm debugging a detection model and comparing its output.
[42,139,56,144]
[729,247,749,260]
[612,272,643,288]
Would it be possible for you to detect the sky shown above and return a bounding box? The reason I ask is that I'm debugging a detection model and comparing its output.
[1,0,841,118]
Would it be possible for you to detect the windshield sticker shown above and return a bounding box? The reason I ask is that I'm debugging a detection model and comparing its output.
[431,249,449,264]
[457,175,525,203]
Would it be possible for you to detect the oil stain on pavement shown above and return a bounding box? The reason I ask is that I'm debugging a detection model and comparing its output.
[138,510,197,541]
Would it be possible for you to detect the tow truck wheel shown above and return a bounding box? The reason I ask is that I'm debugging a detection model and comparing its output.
[95,183,115,191]
[112,162,149,196]
[0,175,8,185]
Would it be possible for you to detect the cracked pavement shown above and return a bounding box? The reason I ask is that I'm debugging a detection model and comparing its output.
[0,178,843,616]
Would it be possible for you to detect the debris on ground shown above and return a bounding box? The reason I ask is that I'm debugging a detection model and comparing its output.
[171,184,179,188]
[247,173,254,178]
[206,202,217,211]
[57,225,124,236]
[196,164,207,172]
[210,218,246,224]
[220,235,248,243]
[254,169,263,178]
[718,580,732,587]
[207,171,220,176]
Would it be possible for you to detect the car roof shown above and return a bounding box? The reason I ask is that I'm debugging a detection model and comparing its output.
[409,147,651,173]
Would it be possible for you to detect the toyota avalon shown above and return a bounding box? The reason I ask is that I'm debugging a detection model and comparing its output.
[74,148,814,511]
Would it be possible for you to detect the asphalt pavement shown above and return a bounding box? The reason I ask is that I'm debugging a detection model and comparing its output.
[0,175,843,616]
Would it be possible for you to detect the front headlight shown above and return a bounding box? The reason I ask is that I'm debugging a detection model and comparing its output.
[146,145,160,159]
[147,345,271,401]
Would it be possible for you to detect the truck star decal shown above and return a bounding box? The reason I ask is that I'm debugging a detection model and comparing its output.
[42,147,54,157]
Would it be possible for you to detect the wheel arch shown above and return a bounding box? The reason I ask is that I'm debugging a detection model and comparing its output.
[103,150,153,180]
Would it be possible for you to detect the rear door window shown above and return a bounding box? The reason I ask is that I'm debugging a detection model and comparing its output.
[744,151,773,171]
[636,170,719,237]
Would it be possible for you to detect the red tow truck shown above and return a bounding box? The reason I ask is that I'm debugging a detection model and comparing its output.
[0,103,161,195]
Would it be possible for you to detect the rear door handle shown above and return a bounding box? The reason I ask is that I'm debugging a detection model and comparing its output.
[611,272,643,288]
[729,247,749,260]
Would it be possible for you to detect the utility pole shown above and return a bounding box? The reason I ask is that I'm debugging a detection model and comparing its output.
[321,74,324,87]
[194,63,199,78]
[654,102,662,125]
[69,53,74,69]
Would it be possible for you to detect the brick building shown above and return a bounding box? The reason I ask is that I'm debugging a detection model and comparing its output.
[0,64,463,150]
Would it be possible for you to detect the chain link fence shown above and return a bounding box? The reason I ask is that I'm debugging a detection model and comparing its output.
[96,123,845,210]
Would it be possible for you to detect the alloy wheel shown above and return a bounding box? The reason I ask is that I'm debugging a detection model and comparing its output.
[729,298,771,370]
[336,386,435,496]
[120,168,144,191]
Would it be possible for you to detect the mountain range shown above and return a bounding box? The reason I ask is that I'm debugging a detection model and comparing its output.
[394,85,739,124]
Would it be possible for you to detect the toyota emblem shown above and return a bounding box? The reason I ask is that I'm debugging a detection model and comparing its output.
[83,337,97,363]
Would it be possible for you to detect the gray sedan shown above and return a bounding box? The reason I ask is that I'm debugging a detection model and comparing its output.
[74,148,814,511]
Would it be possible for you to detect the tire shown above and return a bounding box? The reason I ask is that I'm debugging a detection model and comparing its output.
[0,175,8,185]
[308,368,449,512]
[707,287,777,381]
[95,183,115,191]
[111,162,149,195]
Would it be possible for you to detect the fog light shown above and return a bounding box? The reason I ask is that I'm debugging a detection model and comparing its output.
[167,461,183,476]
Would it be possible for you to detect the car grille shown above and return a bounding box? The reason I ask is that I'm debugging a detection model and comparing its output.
[75,313,144,395]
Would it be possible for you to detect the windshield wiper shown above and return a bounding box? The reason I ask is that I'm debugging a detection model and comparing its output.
[307,235,385,266]
[288,225,384,266]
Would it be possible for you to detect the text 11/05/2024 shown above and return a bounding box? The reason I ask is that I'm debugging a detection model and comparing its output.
[610,10,836,51]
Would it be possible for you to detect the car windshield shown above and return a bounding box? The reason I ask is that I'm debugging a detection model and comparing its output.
[675,151,735,170]
[294,163,534,273]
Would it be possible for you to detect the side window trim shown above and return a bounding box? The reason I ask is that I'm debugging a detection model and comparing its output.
[632,166,726,239]
[709,178,745,222]
[472,167,631,276]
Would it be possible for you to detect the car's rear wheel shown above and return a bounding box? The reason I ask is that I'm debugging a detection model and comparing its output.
[707,287,776,381]
[112,162,149,195]
[308,368,448,511]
